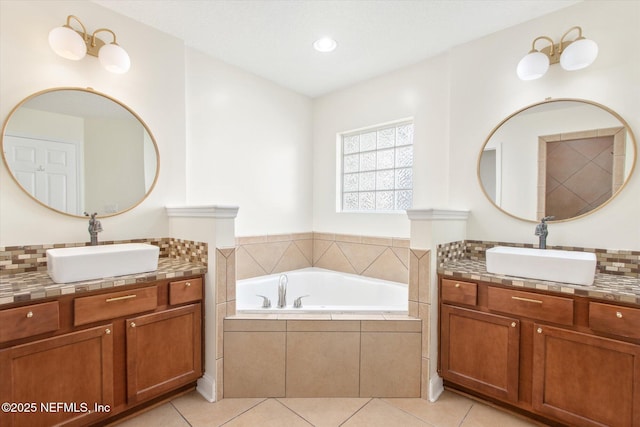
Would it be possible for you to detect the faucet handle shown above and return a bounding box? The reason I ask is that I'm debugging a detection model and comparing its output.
[256,295,271,308]
[541,215,555,222]
[293,295,310,308]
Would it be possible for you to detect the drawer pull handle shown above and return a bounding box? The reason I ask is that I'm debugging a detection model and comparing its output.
[105,294,137,303]
[511,322,517,328]
[512,296,543,304]
[537,327,543,334]
[616,311,623,319]
[130,322,136,328]
[105,328,111,335]
[455,283,461,288]
[185,282,192,287]
[26,311,34,318]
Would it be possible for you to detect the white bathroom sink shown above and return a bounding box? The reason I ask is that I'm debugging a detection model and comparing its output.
[47,243,159,283]
[485,246,597,286]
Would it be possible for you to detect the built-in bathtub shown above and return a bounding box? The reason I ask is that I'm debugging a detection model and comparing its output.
[236,267,408,314]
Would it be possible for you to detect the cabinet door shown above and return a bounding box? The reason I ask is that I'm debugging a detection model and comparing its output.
[0,325,114,427]
[533,324,640,427]
[440,304,520,402]
[126,303,202,403]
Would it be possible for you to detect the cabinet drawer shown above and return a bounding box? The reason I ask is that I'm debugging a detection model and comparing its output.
[589,302,640,339]
[75,286,158,326]
[0,301,59,343]
[169,277,203,305]
[488,287,573,326]
[441,279,477,306]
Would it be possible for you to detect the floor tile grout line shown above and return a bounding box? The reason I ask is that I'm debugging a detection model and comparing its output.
[269,398,314,426]
[170,401,194,427]
[338,397,373,426]
[274,398,320,426]
[457,401,474,427]
[376,398,436,426]
[217,397,269,426]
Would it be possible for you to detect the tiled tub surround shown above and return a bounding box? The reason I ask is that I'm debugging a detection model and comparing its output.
[438,240,640,304]
[227,233,433,399]
[223,318,422,398]
[0,238,208,305]
[236,232,410,284]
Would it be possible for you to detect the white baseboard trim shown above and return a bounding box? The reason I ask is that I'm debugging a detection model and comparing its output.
[429,375,444,402]
[196,373,216,402]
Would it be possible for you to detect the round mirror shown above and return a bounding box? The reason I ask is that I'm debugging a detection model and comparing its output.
[1,88,159,218]
[478,98,636,222]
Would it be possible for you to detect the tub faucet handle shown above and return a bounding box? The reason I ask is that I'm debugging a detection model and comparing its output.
[256,295,271,308]
[293,295,310,308]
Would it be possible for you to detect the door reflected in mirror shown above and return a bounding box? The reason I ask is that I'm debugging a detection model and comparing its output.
[478,99,636,222]
[1,88,159,218]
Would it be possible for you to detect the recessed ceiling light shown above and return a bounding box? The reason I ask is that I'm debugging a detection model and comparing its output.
[313,37,337,53]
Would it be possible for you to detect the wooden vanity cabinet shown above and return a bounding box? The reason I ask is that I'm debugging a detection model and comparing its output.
[126,303,202,403]
[0,325,114,427]
[0,275,204,427]
[532,324,640,427]
[440,304,520,402]
[438,275,640,427]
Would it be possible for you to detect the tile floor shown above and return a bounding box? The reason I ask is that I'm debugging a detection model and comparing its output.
[114,389,546,427]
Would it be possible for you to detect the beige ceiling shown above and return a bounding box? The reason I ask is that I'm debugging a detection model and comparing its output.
[93,0,581,97]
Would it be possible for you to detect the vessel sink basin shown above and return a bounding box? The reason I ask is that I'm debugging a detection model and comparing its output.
[485,246,596,286]
[47,243,159,283]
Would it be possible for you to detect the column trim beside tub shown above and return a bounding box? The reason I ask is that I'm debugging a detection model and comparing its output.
[165,204,238,402]
[166,205,239,218]
[407,207,469,402]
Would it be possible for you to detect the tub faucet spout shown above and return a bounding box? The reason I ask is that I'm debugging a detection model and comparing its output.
[277,274,288,308]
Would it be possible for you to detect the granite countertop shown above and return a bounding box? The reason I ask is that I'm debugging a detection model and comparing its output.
[439,259,640,306]
[0,258,207,306]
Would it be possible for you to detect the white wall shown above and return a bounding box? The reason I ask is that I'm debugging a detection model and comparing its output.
[313,0,640,250]
[448,0,640,250]
[0,1,313,246]
[0,0,186,245]
[312,54,451,238]
[184,50,313,237]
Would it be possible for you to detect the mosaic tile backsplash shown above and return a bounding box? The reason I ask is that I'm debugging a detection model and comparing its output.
[0,237,207,275]
[438,240,639,278]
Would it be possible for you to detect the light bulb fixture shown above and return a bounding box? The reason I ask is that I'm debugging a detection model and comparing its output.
[517,26,598,81]
[313,37,337,53]
[49,15,131,74]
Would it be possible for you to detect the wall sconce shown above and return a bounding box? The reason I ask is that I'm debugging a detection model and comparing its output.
[48,15,131,74]
[517,26,598,81]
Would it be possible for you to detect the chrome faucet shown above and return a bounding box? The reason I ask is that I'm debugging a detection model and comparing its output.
[277,274,288,308]
[293,295,310,308]
[534,216,554,249]
[84,212,103,246]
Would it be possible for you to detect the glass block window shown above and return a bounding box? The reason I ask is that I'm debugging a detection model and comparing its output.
[340,120,414,212]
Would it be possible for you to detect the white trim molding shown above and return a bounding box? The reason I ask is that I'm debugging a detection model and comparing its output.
[406,208,470,221]
[165,205,239,219]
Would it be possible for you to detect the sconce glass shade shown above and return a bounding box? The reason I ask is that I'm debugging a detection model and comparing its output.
[517,51,550,80]
[98,43,131,74]
[48,26,87,60]
[560,38,598,71]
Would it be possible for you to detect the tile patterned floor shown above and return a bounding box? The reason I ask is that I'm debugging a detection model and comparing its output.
[114,390,546,427]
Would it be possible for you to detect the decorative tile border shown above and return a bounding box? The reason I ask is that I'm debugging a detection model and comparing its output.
[0,237,208,276]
